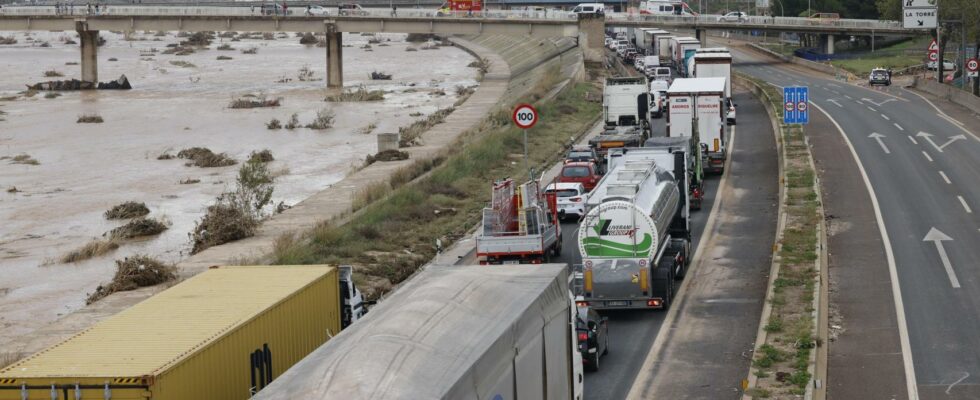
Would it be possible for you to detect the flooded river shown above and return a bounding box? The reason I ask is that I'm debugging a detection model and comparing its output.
[0,30,477,347]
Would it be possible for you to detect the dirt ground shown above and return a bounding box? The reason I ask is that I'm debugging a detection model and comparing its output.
[0,30,477,347]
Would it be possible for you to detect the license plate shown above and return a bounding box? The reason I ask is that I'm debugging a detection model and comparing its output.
[503,260,520,265]
[606,301,629,307]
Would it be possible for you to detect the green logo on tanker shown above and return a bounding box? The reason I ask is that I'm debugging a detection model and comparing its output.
[578,201,658,258]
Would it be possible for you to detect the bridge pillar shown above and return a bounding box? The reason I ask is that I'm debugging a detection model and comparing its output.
[695,29,707,47]
[78,29,99,83]
[324,27,343,90]
[576,13,605,63]
[825,34,835,55]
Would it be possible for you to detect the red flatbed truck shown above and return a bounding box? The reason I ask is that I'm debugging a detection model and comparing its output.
[477,178,563,265]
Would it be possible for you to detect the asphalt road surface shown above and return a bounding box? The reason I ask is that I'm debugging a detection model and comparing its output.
[729,42,980,400]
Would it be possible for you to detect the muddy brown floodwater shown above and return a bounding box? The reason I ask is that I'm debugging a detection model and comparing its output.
[0,30,477,348]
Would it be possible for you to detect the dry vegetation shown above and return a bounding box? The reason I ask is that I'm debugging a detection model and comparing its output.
[365,149,409,166]
[60,239,120,263]
[43,69,64,77]
[77,113,104,123]
[229,95,281,109]
[399,107,454,147]
[248,149,274,163]
[86,255,176,304]
[9,154,40,165]
[0,36,17,45]
[104,201,150,219]
[325,86,385,102]
[190,157,274,253]
[169,60,197,68]
[177,147,237,168]
[304,109,335,130]
[109,217,169,239]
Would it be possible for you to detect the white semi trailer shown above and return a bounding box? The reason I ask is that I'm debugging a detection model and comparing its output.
[577,154,690,311]
[692,48,733,98]
[603,76,652,130]
[669,37,701,76]
[667,77,728,174]
[254,264,584,400]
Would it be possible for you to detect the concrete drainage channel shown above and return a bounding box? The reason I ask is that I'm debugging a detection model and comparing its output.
[737,73,829,400]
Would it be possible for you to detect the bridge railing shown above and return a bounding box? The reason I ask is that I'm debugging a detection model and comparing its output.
[0,5,577,20]
[603,12,902,30]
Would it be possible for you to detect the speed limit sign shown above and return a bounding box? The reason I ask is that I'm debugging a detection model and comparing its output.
[928,51,938,62]
[512,104,538,129]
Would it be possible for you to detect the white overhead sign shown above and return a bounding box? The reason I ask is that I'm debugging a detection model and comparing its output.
[904,0,937,7]
[904,8,937,29]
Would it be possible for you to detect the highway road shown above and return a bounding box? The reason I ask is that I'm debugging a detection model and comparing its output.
[729,43,980,399]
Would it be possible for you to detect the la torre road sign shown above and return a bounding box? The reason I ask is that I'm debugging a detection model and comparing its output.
[904,7,937,29]
[512,104,538,129]
[904,0,936,7]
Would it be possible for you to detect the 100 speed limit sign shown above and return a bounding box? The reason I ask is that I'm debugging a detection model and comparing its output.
[512,104,538,129]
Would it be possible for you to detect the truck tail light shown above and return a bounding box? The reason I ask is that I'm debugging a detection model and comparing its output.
[647,299,661,307]
[576,301,589,307]
[578,332,589,342]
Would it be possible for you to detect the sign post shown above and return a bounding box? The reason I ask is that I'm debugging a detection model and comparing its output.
[512,104,539,180]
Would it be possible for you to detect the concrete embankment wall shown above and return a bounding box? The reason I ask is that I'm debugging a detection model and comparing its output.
[1,33,583,365]
[912,76,980,114]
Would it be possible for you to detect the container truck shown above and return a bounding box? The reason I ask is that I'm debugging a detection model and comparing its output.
[477,178,562,264]
[669,37,701,76]
[642,137,704,210]
[692,48,733,99]
[253,264,585,400]
[577,154,690,311]
[0,265,365,400]
[638,28,668,55]
[603,76,651,130]
[667,77,728,174]
[657,35,674,65]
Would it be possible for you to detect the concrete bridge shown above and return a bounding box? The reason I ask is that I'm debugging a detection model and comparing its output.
[0,6,918,89]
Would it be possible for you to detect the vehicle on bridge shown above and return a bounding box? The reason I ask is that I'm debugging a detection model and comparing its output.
[667,77,728,174]
[476,178,563,265]
[577,151,690,310]
[639,0,697,16]
[572,2,605,15]
[251,264,585,400]
[717,11,747,22]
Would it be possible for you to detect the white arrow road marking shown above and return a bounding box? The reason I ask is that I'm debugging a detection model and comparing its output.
[861,97,897,107]
[917,132,967,152]
[895,123,905,131]
[869,133,890,154]
[958,196,972,213]
[923,227,960,288]
[827,99,843,108]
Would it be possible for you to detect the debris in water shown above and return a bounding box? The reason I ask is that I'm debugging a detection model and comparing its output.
[85,254,176,304]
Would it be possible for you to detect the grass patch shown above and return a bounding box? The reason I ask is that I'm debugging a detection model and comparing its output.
[60,239,120,263]
[270,77,601,300]
[77,114,104,123]
[399,107,454,147]
[86,255,176,304]
[109,217,168,239]
[104,201,150,219]
[229,95,281,109]
[325,86,385,102]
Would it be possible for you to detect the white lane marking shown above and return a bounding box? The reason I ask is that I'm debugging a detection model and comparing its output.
[828,83,843,88]
[923,151,934,162]
[867,106,877,112]
[881,114,890,121]
[917,132,967,152]
[828,99,843,108]
[958,196,972,213]
[946,372,970,395]
[812,101,920,400]
[845,94,853,99]
[923,228,960,288]
[895,123,905,131]
[856,99,864,104]
[939,171,951,184]
[869,133,891,154]
[902,88,980,141]
[938,113,964,126]
[862,97,897,107]
[908,135,918,145]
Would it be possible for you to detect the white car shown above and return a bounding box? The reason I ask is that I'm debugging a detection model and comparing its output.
[306,5,329,16]
[545,182,587,220]
[717,11,747,22]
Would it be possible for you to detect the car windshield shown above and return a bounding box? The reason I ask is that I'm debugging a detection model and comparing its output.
[563,166,591,177]
[551,189,579,198]
[568,151,592,159]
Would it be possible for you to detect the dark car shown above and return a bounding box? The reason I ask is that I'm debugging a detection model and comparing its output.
[576,301,609,372]
[869,67,891,86]
[566,146,603,172]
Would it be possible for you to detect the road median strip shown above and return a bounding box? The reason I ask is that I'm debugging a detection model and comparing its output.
[737,73,828,399]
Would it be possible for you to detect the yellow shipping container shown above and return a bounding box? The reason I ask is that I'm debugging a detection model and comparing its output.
[0,265,341,400]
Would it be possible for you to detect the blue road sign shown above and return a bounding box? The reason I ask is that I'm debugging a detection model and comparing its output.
[783,86,798,124]
[797,86,809,124]
[783,86,809,125]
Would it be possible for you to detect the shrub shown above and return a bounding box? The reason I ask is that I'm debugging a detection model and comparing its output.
[228,96,281,109]
[284,113,300,130]
[325,86,385,102]
[109,217,168,239]
[104,201,150,219]
[216,43,233,51]
[248,149,274,163]
[169,60,196,68]
[44,70,64,77]
[266,118,282,129]
[60,239,119,263]
[190,158,274,253]
[216,55,233,60]
[241,47,258,54]
[0,36,17,45]
[299,32,318,45]
[304,109,335,130]
[86,255,176,304]
[77,114,104,123]
[180,31,214,47]
[177,147,237,168]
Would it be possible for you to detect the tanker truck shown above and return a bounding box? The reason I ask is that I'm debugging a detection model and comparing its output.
[576,153,690,310]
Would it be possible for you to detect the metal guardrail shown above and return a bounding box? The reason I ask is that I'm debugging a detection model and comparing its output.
[0,5,905,32]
